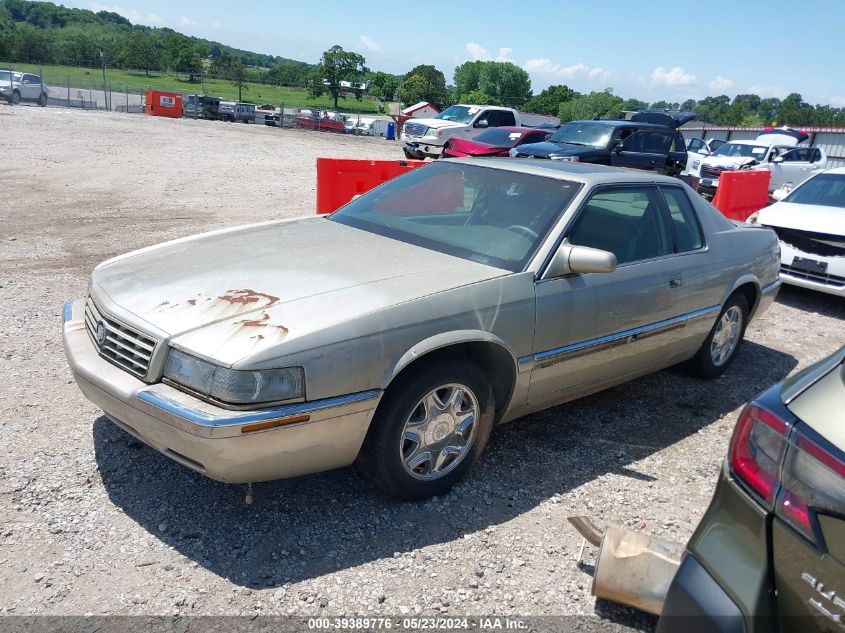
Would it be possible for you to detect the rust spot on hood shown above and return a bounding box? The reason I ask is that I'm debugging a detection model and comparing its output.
[238,313,271,327]
[218,289,280,306]
[236,311,288,337]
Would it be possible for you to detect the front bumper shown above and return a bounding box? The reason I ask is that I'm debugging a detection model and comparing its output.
[63,298,381,484]
[402,139,442,158]
[778,241,845,297]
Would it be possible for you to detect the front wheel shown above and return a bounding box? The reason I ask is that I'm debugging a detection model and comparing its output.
[357,356,494,500]
[11,90,20,105]
[687,294,749,378]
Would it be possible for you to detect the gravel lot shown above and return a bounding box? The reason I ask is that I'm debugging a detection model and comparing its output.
[1,104,843,629]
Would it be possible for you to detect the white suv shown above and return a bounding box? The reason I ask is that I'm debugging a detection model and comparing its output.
[1,71,49,106]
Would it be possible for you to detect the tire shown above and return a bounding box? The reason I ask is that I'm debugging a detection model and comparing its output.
[403,148,415,160]
[37,92,47,107]
[11,90,20,105]
[687,293,749,379]
[357,356,494,500]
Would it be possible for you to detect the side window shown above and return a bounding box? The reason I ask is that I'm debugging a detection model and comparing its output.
[688,138,705,153]
[567,187,673,265]
[812,148,822,163]
[623,131,673,153]
[661,187,704,252]
[476,110,492,127]
[498,110,516,126]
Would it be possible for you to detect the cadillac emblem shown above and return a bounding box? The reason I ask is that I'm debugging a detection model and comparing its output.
[95,321,107,346]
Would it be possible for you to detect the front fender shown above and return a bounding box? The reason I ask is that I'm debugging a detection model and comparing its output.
[382,330,518,387]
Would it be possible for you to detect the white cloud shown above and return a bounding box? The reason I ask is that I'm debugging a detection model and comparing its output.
[829,95,845,107]
[179,15,197,27]
[359,35,382,53]
[465,43,514,63]
[709,75,734,91]
[523,58,609,80]
[748,84,789,99]
[88,3,165,26]
[651,66,697,86]
[212,21,220,30]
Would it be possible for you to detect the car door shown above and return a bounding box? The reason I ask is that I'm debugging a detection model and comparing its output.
[528,185,684,405]
[21,74,39,100]
[769,147,825,192]
[611,129,675,174]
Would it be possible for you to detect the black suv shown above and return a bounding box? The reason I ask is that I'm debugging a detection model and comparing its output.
[511,110,695,177]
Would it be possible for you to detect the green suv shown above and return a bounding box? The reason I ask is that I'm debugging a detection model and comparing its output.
[658,346,845,633]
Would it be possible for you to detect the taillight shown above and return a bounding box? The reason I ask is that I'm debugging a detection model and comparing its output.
[730,402,845,548]
[729,404,788,506]
[777,432,845,544]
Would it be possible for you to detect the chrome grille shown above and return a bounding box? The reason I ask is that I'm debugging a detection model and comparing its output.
[781,264,845,288]
[404,122,427,138]
[84,297,157,379]
[700,164,726,180]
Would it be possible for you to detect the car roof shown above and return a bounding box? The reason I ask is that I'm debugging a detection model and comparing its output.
[444,157,684,185]
[569,119,676,130]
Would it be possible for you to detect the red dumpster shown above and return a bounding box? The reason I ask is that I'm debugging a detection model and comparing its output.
[316,158,426,214]
[145,90,183,118]
[711,170,771,222]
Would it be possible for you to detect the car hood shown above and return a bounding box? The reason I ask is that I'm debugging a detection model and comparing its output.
[702,156,755,169]
[410,118,465,130]
[759,202,845,236]
[517,141,591,157]
[448,137,505,155]
[91,217,508,365]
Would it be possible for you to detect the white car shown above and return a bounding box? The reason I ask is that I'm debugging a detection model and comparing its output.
[0,70,49,106]
[698,128,827,196]
[750,168,845,297]
[683,137,726,178]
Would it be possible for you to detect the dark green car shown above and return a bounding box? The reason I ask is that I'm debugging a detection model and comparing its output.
[658,346,845,633]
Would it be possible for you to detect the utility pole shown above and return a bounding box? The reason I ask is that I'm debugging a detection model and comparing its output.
[99,48,109,111]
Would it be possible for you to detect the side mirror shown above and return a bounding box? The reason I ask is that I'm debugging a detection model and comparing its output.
[613,142,624,153]
[772,188,789,201]
[543,242,617,279]
[475,119,489,128]
[772,156,784,164]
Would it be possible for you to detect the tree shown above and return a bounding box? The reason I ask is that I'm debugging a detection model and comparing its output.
[649,100,680,110]
[460,89,500,106]
[680,98,697,112]
[367,70,399,102]
[398,64,449,109]
[308,44,368,109]
[266,59,311,86]
[621,98,648,112]
[453,60,531,108]
[756,98,781,125]
[230,60,247,101]
[523,84,577,116]
[558,89,623,122]
[117,31,160,75]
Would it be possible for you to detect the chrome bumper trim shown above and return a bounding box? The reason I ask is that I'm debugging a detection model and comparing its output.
[138,389,382,429]
[761,278,782,295]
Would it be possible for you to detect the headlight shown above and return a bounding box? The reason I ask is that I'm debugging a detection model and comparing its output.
[163,348,304,405]
[425,128,441,139]
[549,154,579,162]
[746,212,760,224]
[692,160,700,169]
[508,147,520,158]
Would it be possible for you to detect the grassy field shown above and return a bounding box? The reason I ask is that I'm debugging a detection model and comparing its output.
[2,61,381,113]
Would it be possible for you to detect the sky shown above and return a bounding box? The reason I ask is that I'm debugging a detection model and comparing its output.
[60,0,845,107]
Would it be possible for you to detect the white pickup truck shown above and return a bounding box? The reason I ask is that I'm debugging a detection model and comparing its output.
[401,104,558,159]
[697,128,827,196]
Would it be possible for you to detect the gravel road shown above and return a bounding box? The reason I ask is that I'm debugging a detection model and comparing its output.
[1,104,843,630]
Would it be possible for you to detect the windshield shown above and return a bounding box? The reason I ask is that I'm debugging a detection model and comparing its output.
[330,162,581,271]
[785,173,845,209]
[548,122,614,148]
[473,129,524,147]
[712,143,768,160]
[434,105,478,124]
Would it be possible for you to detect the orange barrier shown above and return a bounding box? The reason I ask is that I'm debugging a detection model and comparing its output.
[316,158,426,214]
[711,170,771,222]
[144,90,183,118]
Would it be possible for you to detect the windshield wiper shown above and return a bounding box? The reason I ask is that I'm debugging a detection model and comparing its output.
[555,141,590,146]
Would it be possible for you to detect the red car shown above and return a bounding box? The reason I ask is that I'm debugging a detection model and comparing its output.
[442,126,553,158]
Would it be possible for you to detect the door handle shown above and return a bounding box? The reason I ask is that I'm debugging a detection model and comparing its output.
[669,275,683,288]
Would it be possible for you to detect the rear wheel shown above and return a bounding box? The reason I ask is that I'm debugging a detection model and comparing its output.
[37,92,47,107]
[357,356,494,500]
[687,294,749,378]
